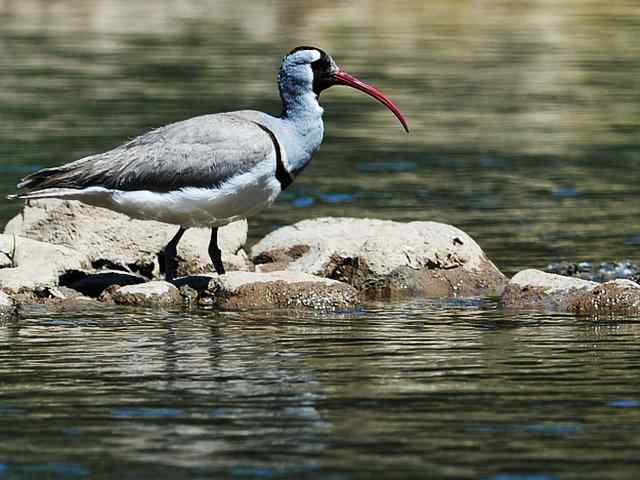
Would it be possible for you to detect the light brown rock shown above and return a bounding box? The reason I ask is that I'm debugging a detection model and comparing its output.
[501,269,640,315]
[4,199,251,278]
[0,233,88,292]
[107,281,183,308]
[251,217,506,299]
[202,271,360,311]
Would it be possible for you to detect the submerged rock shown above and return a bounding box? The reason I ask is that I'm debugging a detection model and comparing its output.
[251,217,506,298]
[0,291,18,320]
[106,281,183,308]
[201,271,360,311]
[0,233,88,292]
[545,260,640,283]
[501,269,640,315]
[4,199,251,279]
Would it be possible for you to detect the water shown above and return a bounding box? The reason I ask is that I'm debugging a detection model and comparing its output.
[2,304,640,479]
[1,1,640,478]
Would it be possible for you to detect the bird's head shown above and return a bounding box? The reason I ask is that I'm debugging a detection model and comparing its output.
[279,46,409,132]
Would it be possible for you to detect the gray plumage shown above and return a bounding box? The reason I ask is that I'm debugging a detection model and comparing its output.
[17,112,276,194]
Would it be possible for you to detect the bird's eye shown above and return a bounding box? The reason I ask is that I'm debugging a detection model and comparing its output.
[311,52,331,71]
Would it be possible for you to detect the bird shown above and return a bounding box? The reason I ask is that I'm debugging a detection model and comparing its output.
[9,46,409,281]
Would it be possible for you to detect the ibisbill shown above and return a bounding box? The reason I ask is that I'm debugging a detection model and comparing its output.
[9,46,409,281]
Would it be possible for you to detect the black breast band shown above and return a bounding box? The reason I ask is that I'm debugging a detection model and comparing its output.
[253,122,293,190]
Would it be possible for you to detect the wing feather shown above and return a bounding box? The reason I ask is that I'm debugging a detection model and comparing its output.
[17,113,275,193]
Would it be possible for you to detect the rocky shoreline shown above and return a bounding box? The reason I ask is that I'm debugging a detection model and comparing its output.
[2,199,640,319]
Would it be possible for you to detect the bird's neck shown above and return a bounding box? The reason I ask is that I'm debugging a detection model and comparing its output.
[280,86,324,124]
[278,87,325,176]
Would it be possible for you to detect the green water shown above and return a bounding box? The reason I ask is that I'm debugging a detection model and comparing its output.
[1,1,640,478]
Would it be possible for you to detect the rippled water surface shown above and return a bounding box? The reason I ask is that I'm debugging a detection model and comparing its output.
[1,1,640,478]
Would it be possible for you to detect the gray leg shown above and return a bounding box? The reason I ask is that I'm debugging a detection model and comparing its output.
[164,227,187,282]
[208,227,225,275]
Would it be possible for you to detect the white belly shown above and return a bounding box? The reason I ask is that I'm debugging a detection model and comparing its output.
[95,161,282,227]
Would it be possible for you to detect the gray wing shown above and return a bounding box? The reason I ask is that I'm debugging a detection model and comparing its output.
[17,113,275,193]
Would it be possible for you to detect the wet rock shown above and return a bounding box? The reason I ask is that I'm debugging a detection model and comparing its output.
[61,270,147,297]
[0,291,18,320]
[501,269,640,315]
[107,281,183,308]
[569,279,640,315]
[545,260,640,283]
[4,199,251,279]
[6,284,97,307]
[201,271,360,311]
[33,286,84,300]
[251,217,506,299]
[0,234,88,292]
[501,269,597,310]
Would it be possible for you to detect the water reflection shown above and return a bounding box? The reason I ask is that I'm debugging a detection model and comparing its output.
[5,302,640,477]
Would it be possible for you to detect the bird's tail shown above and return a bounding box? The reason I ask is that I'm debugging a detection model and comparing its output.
[8,161,91,201]
[15,164,74,191]
[6,188,91,201]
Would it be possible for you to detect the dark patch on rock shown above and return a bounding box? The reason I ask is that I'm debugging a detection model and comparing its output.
[91,259,128,273]
[252,245,311,273]
[61,270,147,297]
[323,255,376,290]
[0,252,12,269]
[173,275,218,292]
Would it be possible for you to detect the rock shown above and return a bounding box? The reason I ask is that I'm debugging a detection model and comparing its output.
[0,291,18,320]
[501,269,640,315]
[61,270,147,297]
[33,286,84,300]
[107,281,183,308]
[251,217,506,298]
[201,271,360,311]
[6,283,101,307]
[570,279,640,315]
[4,199,251,278]
[0,234,88,292]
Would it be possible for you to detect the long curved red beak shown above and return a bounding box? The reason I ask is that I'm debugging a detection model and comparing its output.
[334,70,409,133]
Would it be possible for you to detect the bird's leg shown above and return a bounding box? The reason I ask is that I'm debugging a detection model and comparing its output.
[208,227,225,275]
[163,227,187,282]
